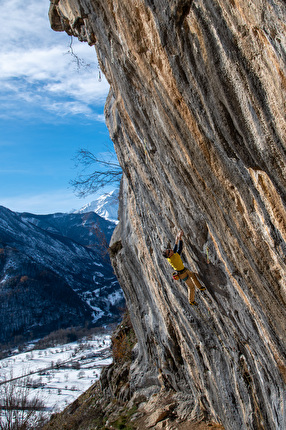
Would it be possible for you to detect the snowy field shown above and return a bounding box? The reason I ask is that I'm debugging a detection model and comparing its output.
[0,334,112,414]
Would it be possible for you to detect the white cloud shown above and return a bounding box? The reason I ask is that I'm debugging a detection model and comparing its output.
[0,0,49,44]
[48,101,92,116]
[0,47,67,80]
[0,0,109,121]
[46,100,103,120]
[45,71,109,104]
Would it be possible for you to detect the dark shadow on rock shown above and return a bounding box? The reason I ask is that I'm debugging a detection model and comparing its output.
[194,250,230,301]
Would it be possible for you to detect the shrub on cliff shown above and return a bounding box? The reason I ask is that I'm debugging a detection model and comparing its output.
[111,311,136,364]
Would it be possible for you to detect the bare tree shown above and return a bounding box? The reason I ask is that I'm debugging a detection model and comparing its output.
[66,36,102,80]
[71,148,122,197]
[66,36,91,71]
[0,377,47,430]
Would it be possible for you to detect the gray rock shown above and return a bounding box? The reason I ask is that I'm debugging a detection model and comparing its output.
[49,1,286,429]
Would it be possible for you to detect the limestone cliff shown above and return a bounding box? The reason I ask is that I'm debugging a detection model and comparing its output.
[49,1,286,429]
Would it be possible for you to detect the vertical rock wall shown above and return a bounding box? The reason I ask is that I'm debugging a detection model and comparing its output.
[49,1,286,428]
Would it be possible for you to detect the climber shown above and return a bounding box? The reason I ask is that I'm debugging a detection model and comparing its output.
[162,230,205,306]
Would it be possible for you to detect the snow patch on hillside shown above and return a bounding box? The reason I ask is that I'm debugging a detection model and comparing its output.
[0,335,112,416]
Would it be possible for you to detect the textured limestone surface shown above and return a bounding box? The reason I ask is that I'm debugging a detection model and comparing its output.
[49,0,286,429]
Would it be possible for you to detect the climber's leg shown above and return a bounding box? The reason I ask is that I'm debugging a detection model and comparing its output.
[188,271,205,291]
[185,276,195,303]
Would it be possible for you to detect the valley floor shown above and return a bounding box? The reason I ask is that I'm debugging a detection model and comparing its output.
[0,334,112,417]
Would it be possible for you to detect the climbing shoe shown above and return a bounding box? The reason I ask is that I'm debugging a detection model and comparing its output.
[199,286,206,291]
[189,301,198,306]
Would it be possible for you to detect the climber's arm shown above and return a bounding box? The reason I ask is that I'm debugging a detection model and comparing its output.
[174,230,184,254]
[177,240,183,255]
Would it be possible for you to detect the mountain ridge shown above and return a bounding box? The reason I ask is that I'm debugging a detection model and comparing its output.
[0,198,124,347]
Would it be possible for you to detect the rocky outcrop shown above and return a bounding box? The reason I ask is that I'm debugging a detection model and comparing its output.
[42,312,224,429]
[49,1,286,429]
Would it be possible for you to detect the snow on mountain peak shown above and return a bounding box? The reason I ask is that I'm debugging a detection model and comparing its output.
[74,189,119,224]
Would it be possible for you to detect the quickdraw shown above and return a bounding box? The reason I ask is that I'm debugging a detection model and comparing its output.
[206,246,210,264]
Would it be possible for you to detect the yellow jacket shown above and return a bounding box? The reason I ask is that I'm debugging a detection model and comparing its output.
[167,253,185,271]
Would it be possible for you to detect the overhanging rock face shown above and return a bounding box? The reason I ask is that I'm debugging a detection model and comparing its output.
[49,1,286,428]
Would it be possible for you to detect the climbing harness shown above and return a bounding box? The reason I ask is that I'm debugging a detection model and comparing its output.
[172,268,189,282]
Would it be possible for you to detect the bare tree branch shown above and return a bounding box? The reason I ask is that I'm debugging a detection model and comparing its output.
[66,36,91,71]
[71,148,122,197]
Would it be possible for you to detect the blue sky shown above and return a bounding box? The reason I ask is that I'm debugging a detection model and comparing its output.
[0,0,115,214]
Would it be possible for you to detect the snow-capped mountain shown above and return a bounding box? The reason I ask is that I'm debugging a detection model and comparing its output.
[74,189,119,224]
[0,203,124,347]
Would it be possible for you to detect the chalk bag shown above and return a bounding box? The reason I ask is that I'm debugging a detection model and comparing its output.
[172,272,179,280]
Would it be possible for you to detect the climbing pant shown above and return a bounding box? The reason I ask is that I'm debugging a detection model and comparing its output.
[178,270,202,303]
